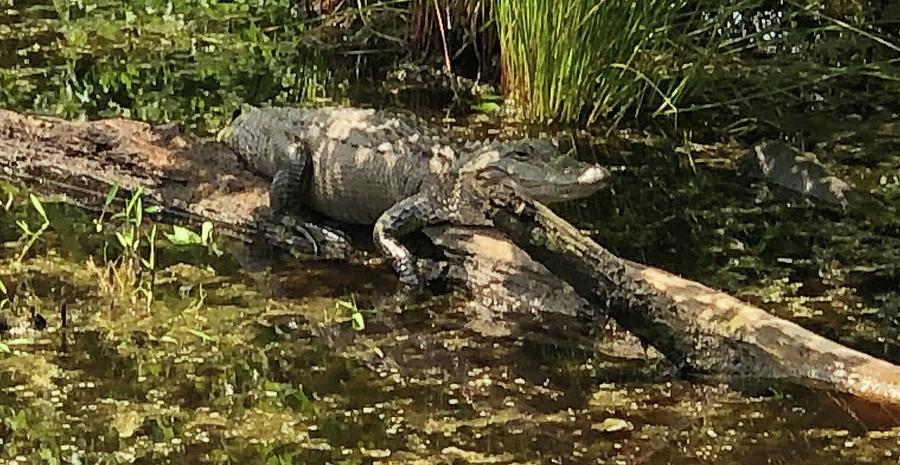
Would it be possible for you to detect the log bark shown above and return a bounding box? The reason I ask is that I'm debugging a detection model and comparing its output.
[0,109,354,259]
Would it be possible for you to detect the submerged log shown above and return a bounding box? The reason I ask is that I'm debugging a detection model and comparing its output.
[487,195,900,405]
[3,109,899,406]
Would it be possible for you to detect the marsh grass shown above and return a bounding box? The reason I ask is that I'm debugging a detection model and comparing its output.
[495,0,696,125]
[87,254,143,305]
[663,1,900,128]
[14,194,50,263]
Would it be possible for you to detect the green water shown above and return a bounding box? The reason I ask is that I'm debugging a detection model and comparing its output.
[2,0,900,463]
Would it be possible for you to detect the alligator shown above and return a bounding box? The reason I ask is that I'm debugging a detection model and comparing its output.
[741,140,882,209]
[220,105,609,285]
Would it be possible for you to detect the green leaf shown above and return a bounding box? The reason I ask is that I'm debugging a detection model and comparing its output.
[135,196,143,226]
[350,311,365,331]
[96,21,118,40]
[471,101,502,114]
[115,231,132,249]
[208,241,224,257]
[158,335,179,344]
[144,205,162,214]
[3,190,14,211]
[39,446,60,465]
[187,329,215,342]
[201,221,213,244]
[104,183,119,208]
[0,342,9,353]
[29,194,48,222]
[165,225,202,245]
[16,220,31,235]
[126,187,142,217]
[0,279,7,295]
[143,224,157,270]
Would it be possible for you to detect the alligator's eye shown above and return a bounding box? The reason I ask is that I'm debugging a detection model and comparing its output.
[509,150,531,161]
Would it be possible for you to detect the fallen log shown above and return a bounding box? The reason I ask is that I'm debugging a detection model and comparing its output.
[0,109,354,259]
[487,194,900,405]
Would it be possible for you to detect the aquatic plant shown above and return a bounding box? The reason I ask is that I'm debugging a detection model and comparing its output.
[15,194,50,263]
[332,294,367,331]
[165,221,224,257]
[0,279,8,329]
[0,0,349,134]
[90,185,160,309]
[494,0,695,125]
[669,1,900,123]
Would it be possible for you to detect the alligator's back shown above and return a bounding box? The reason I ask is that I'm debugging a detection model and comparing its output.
[228,105,458,224]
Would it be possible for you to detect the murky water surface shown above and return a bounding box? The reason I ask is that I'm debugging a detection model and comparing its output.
[2,0,900,463]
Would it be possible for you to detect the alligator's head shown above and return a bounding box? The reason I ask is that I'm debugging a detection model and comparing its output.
[463,139,610,204]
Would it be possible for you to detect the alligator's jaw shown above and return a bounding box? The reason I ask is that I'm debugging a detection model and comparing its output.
[461,139,610,204]
[495,159,610,204]
[522,167,610,203]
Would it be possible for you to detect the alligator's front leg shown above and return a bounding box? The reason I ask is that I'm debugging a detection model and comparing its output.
[374,192,445,286]
[269,154,351,255]
[269,153,308,216]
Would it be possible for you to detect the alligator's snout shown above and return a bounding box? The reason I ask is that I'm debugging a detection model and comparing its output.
[578,166,608,184]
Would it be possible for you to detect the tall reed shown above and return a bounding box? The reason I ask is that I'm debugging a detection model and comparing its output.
[495,0,694,125]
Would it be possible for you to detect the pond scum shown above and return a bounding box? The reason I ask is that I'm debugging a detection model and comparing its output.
[1,149,899,463]
[2,0,900,463]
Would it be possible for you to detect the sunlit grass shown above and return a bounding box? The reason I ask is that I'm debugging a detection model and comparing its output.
[494,0,696,125]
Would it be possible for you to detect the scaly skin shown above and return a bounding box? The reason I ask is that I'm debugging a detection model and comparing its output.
[221,105,609,284]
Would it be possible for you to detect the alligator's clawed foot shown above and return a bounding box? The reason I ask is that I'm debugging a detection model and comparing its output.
[295,220,352,256]
[387,257,435,304]
[269,214,353,260]
[291,222,320,256]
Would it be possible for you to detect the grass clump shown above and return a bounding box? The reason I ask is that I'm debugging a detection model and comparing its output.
[494,0,695,125]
